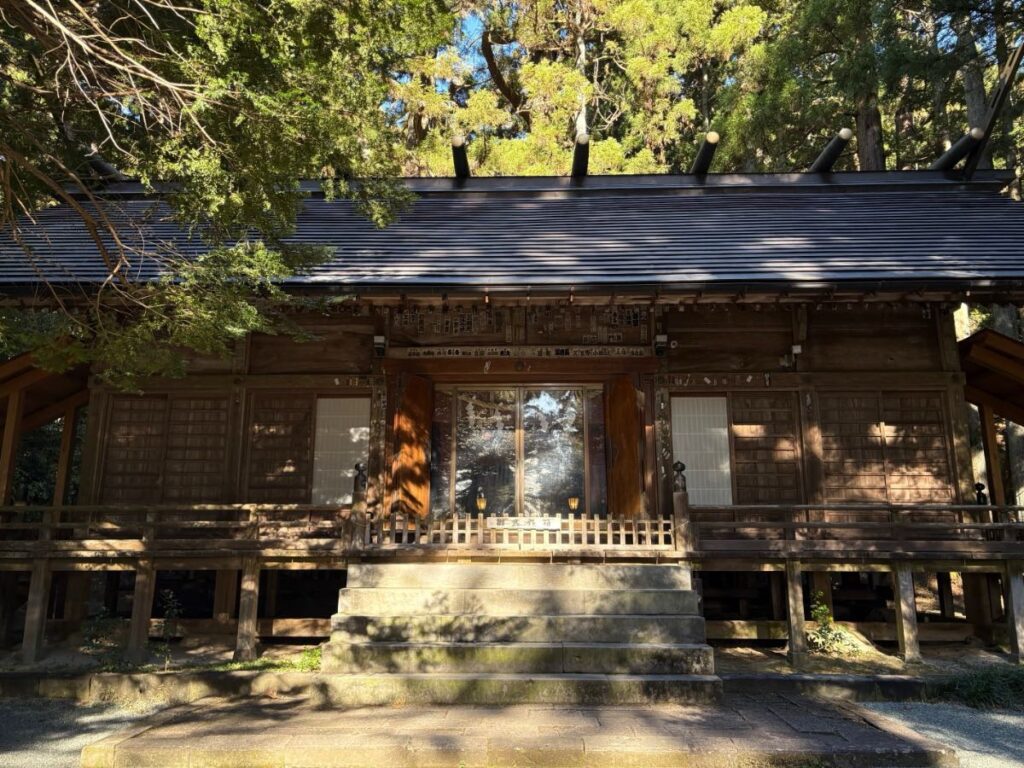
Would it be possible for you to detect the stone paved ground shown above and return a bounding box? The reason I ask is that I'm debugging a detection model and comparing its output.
[76,693,958,768]
[866,702,1024,768]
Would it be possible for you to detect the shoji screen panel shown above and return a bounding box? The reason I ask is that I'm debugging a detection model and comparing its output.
[671,396,733,505]
[312,397,371,505]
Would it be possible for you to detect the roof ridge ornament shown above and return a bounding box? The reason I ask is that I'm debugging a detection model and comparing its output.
[808,128,853,173]
[689,132,720,175]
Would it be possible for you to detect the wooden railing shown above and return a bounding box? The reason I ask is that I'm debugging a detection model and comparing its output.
[367,512,675,550]
[689,504,1024,558]
[0,502,1021,560]
[0,505,675,556]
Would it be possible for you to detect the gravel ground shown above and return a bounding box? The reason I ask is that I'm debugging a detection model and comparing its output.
[865,702,1024,768]
[0,699,158,768]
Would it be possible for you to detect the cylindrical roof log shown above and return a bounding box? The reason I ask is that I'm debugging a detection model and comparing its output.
[930,128,985,171]
[571,133,590,178]
[451,136,470,179]
[689,132,719,175]
[808,128,853,173]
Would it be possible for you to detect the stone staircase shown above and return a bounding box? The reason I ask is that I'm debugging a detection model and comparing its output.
[321,562,721,705]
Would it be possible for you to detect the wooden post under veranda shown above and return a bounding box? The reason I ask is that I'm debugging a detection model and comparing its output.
[892,564,922,664]
[1006,561,1024,665]
[785,560,807,667]
[234,556,261,662]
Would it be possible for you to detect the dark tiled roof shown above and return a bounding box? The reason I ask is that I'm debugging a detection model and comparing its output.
[2,171,1024,291]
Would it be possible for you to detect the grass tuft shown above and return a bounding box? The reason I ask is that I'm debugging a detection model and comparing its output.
[934,666,1024,710]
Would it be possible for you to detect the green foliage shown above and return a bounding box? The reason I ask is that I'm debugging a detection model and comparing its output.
[935,666,1024,710]
[80,608,133,672]
[1,0,452,385]
[4,243,341,389]
[3,1,1024,386]
[806,590,856,655]
[294,645,323,672]
[401,2,1023,175]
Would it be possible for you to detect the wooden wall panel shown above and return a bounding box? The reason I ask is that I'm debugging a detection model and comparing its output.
[731,393,802,504]
[819,391,954,503]
[101,396,168,503]
[801,308,941,371]
[248,320,375,374]
[664,307,792,372]
[819,394,888,502]
[163,397,230,502]
[247,393,315,503]
[881,392,954,503]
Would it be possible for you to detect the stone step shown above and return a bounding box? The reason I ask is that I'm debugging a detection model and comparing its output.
[330,614,707,644]
[322,641,715,675]
[336,587,701,617]
[346,562,692,591]
[301,672,724,706]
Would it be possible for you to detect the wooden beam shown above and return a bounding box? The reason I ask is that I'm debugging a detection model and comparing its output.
[0,388,25,505]
[965,384,1024,427]
[965,344,1024,387]
[234,556,260,662]
[21,559,51,664]
[126,559,156,664]
[0,353,35,384]
[20,389,89,434]
[892,564,922,664]
[978,402,1007,506]
[0,368,52,399]
[785,559,806,667]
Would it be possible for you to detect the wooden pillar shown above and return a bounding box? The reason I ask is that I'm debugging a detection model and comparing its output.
[811,571,834,615]
[0,388,25,504]
[126,559,156,664]
[964,572,996,643]
[57,408,86,629]
[770,572,786,620]
[234,556,260,662]
[785,560,807,666]
[937,572,956,619]
[21,559,51,664]
[213,570,238,626]
[893,564,922,664]
[1006,562,1024,665]
[979,403,1006,506]
[63,572,92,625]
[52,406,78,507]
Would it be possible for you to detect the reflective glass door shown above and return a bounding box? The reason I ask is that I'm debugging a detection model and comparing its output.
[430,386,606,517]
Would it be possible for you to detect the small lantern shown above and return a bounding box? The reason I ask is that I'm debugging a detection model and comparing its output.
[476,487,488,513]
[567,495,580,512]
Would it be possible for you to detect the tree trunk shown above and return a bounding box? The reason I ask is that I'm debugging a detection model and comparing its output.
[855,94,886,170]
[990,305,1024,504]
[957,16,993,169]
[927,13,952,160]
